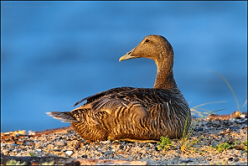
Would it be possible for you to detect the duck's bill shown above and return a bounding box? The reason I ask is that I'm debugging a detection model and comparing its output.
[119,48,136,62]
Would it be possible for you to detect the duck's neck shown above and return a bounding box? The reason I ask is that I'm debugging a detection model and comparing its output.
[153,57,177,90]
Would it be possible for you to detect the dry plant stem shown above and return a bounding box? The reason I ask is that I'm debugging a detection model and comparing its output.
[212,71,240,111]
[207,111,241,120]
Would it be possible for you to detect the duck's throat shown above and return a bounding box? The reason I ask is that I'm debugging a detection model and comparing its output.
[153,64,177,90]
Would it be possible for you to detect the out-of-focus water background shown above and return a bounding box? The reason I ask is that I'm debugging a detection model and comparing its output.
[1,1,247,132]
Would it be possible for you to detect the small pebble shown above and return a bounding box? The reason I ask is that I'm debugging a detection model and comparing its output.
[181,159,193,163]
[82,154,88,158]
[65,150,73,156]
[55,140,67,146]
[101,140,111,144]
[7,144,16,149]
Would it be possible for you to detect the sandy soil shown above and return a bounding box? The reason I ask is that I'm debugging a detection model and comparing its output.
[1,113,247,165]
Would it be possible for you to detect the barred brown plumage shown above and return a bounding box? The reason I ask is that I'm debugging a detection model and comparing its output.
[47,35,191,141]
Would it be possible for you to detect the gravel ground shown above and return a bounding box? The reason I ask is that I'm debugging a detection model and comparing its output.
[1,115,247,165]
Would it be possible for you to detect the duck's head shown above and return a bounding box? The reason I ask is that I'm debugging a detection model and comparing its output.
[119,35,174,66]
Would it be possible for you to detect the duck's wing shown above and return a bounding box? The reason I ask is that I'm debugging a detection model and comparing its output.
[73,87,135,107]
[87,88,174,113]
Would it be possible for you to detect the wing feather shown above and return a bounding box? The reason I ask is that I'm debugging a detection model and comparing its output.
[73,87,134,107]
[77,88,175,114]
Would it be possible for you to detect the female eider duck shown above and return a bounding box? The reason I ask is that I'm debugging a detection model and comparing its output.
[47,35,191,141]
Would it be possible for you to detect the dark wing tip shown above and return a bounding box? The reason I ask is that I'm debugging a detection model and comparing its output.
[73,97,88,107]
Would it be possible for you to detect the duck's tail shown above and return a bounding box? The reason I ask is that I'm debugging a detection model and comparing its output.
[46,112,78,123]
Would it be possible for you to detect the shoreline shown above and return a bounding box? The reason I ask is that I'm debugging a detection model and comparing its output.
[1,114,247,165]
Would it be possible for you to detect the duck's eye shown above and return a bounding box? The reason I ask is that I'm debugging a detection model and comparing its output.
[145,39,149,42]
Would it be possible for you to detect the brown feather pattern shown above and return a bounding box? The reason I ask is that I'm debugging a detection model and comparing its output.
[47,35,191,141]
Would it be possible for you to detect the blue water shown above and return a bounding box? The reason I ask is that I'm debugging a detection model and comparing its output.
[1,1,247,132]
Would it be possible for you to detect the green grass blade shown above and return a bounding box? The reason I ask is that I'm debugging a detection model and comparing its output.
[192,107,219,113]
[181,109,223,152]
[212,71,239,111]
[29,152,36,157]
[191,101,226,117]
[241,100,247,112]
[191,101,226,109]
[181,110,190,146]
[241,93,247,112]
[188,109,222,135]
